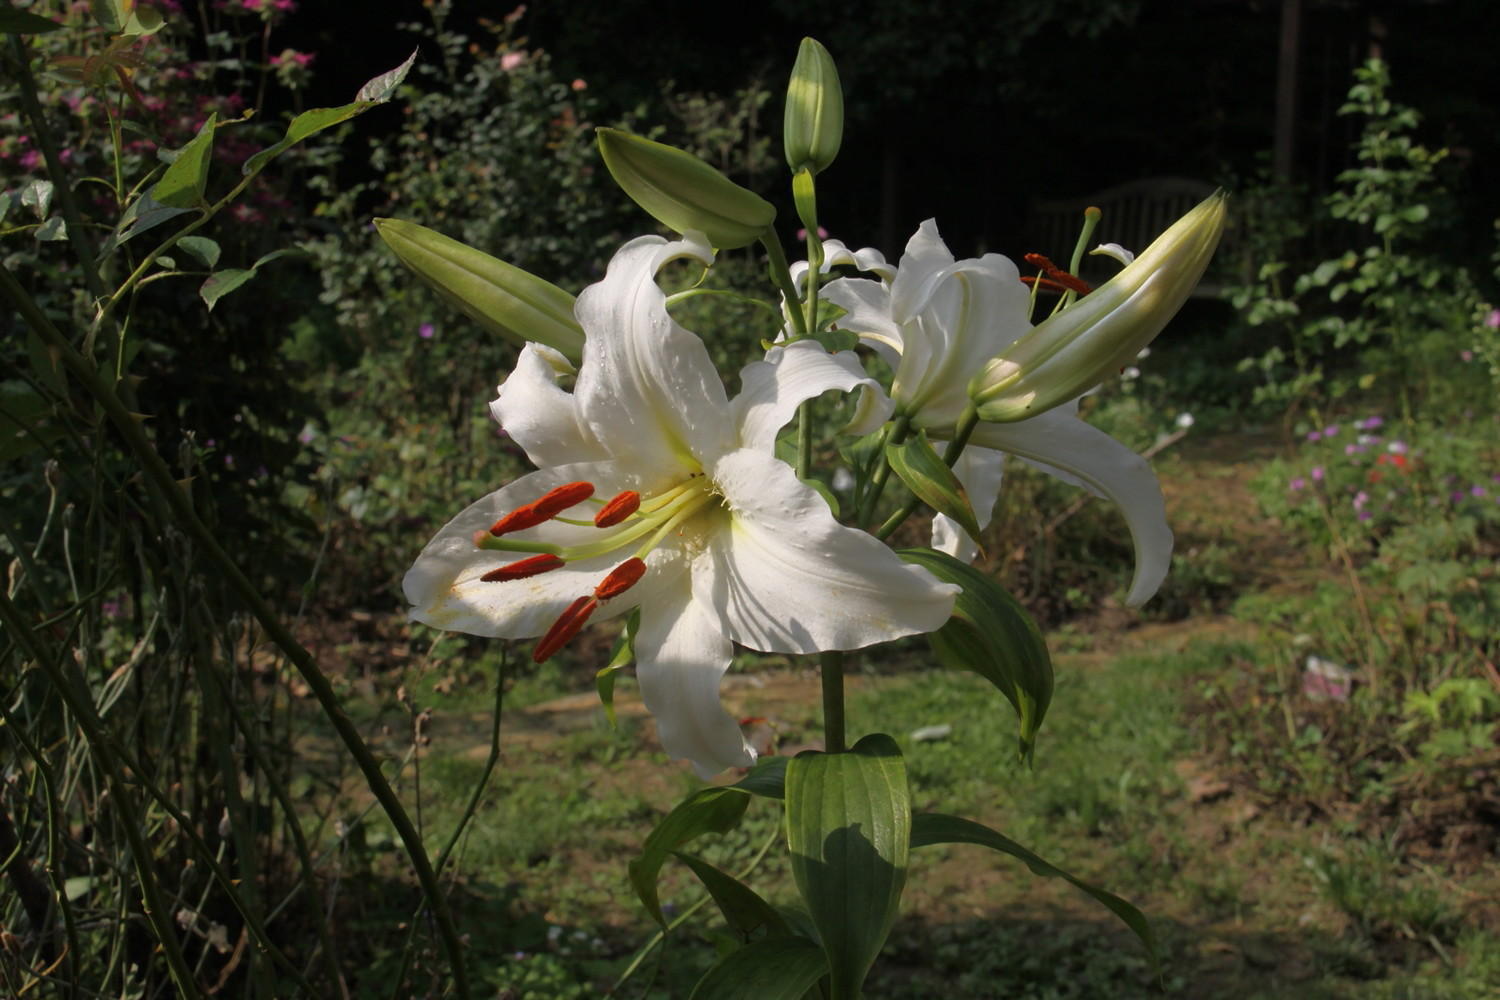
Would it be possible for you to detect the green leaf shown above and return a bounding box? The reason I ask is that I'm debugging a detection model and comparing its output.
[628,787,750,926]
[199,249,297,311]
[732,756,787,799]
[673,852,792,940]
[35,215,67,241]
[885,430,983,544]
[689,935,828,1000]
[0,8,63,32]
[176,236,220,269]
[898,547,1052,762]
[242,51,415,176]
[786,733,909,1000]
[355,47,418,102]
[21,179,53,219]
[910,812,1159,971]
[152,112,217,209]
[596,610,638,727]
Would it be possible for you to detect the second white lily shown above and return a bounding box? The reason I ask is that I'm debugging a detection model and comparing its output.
[821,221,1173,605]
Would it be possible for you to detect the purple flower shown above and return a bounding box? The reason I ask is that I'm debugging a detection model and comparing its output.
[1356,510,1372,522]
[1311,466,1325,482]
[1357,416,1384,431]
[1306,430,1322,442]
[1344,443,1363,456]
[101,599,123,618]
[1486,309,1500,329]
[1289,477,1306,492]
[1451,491,1465,503]
[418,323,435,340]
[1472,485,1488,498]
[1352,490,1368,510]
[1324,424,1340,437]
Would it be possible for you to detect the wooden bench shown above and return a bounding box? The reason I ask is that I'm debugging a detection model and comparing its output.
[1026,176,1223,296]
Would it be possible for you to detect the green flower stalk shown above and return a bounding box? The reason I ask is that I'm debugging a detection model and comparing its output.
[784,37,843,175]
[970,191,1227,423]
[596,128,776,249]
[375,218,585,362]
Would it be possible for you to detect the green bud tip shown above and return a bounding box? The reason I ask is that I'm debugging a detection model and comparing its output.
[971,191,1227,423]
[783,37,844,176]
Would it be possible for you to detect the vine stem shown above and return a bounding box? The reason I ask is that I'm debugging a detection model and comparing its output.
[1,262,472,998]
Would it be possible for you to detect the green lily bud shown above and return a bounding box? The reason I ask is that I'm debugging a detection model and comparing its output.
[784,37,843,175]
[971,192,1227,423]
[595,128,775,249]
[375,218,584,362]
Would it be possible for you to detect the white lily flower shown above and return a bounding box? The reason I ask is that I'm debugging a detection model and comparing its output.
[404,232,958,777]
[823,221,1173,606]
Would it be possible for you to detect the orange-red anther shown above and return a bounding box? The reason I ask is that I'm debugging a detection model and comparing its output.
[489,481,596,535]
[533,595,599,663]
[480,553,566,582]
[1022,252,1093,295]
[594,490,642,528]
[594,557,647,600]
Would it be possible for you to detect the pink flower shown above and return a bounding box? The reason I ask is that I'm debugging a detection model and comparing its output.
[571,78,588,91]
[1460,350,1474,362]
[1311,466,1324,482]
[500,51,525,71]
[1305,430,1321,442]
[1324,424,1340,437]
[1486,309,1500,329]
[1289,477,1306,491]
[418,323,435,340]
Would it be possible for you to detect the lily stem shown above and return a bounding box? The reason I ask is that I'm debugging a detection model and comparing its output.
[821,650,846,754]
[760,230,808,339]
[857,414,911,530]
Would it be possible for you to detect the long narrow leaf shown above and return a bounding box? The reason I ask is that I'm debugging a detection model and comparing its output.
[910,812,1159,970]
[689,935,828,1000]
[627,787,750,925]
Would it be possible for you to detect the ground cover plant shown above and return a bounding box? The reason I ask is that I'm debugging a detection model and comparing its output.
[2,3,1496,998]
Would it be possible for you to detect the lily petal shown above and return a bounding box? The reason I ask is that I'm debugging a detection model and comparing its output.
[970,410,1172,606]
[733,340,891,450]
[574,233,734,472]
[700,449,958,652]
[490,344,609,468]
[791,238,896,288]
[636,576,755,778]
[820,275,902,364]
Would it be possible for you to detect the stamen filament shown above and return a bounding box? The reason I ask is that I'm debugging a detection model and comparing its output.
[635,489,717,558]
[473,531,563,556]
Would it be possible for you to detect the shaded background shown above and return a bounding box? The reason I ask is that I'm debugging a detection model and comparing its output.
[285,0,1498,262]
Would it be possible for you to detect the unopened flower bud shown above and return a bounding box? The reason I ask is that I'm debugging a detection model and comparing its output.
[783,37,843,175]
[971,192,1226,423]
[375,219,585,362]
[596,128,775,249]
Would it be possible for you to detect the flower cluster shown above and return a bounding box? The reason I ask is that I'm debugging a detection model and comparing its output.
[394,56,1225,776]
[1270,415,1499,541]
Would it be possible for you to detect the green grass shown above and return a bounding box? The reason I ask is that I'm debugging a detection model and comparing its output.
[332,635,1497,999]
